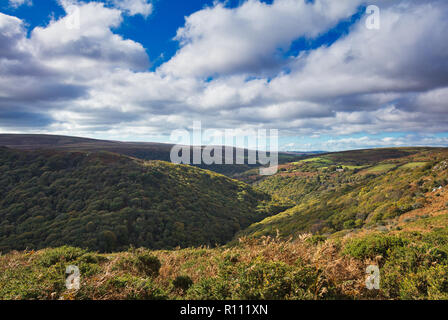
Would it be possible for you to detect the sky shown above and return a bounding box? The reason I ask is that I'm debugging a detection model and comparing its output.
[0,0,447,151]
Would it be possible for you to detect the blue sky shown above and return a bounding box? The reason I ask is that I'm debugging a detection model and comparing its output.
[0,0,447,151]
[1,1,214,69]
[1,0,360,71]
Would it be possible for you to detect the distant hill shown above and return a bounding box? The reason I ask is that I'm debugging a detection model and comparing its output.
[0,147,276,253]
[0,133,174,160]
[0,134,305,176]
[0,134,111,148]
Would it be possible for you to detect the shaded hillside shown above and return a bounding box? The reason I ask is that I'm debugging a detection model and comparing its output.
[0,147,273,252]
[0,134,174,161]
[240,148,448,238]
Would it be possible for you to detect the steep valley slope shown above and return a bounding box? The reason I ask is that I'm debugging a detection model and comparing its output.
[0,147,276,252]
[240,147,448,239]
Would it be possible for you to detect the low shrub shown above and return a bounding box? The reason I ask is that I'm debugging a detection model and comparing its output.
[116,249,161,277]
[186,278,231,300]
[37,246,87,267]
[343,235,408,260]
[135,251,161,277]
[172,275,194,292]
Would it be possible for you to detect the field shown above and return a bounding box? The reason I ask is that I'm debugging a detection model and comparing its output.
[400,162,428,169]
[363,164,397,174]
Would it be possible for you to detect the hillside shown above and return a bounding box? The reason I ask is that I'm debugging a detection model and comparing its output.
[239,147,448,239]
[0,134,305,177]
[0,134,174,161]
[0,134,309,176]
[0,147,274,253]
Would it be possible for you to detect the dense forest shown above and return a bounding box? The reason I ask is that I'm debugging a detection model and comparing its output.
[0,147,276,252]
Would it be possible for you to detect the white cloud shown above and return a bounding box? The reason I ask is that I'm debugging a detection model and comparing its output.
[414,88,448,114]
[8,0,32,9]
[160,0,364,78]
[31,1,149,75]
[111,0,153,18]
[267,2,448,102]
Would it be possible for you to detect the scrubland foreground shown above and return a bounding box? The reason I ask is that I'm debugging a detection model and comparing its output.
[1,223,448,300]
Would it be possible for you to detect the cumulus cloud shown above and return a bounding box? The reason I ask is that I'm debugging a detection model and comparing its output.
[8,0,32,9]
[0,1,148,130]
[0,0,448,150]
[0,12,86,111]
[268,2,448,101]
[33,1,149,74]
[160,0,364,78]
[110,0,153,18]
